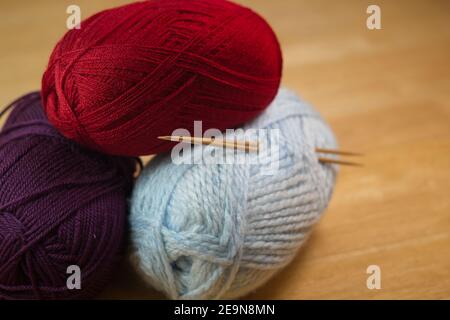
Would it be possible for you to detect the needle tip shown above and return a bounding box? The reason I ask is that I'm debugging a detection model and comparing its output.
[158,136,173,141]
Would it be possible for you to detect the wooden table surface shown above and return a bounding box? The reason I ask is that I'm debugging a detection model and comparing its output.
[1,0,449,299]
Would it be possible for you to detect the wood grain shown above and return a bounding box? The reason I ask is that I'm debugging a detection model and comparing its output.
[0,0,449,299]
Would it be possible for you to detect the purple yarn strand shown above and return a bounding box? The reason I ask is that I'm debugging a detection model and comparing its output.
[0,92,136,299]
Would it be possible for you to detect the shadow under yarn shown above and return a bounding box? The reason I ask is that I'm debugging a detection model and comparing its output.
[0,93,136,299]
[129,88,338,299]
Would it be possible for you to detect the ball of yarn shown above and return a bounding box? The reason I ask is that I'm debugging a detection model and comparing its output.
[42,0,283,156]
[129,88,337,299]
[0,93,136,299]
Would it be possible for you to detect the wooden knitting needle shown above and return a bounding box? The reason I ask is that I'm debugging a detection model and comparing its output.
[317,157,363,167]
[158,135,259,152]
[315,148,363,156]
[315,147,363,166]
[158,136,362,166]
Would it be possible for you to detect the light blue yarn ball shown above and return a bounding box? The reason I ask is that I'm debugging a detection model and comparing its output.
[129,88,338,299]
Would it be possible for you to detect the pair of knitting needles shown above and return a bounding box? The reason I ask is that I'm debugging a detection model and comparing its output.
[158,136,362,167]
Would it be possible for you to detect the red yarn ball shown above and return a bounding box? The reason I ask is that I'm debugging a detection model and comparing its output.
[42,0,282,156]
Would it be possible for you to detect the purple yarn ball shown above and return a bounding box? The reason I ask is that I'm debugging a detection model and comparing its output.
[0,92,137,299]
